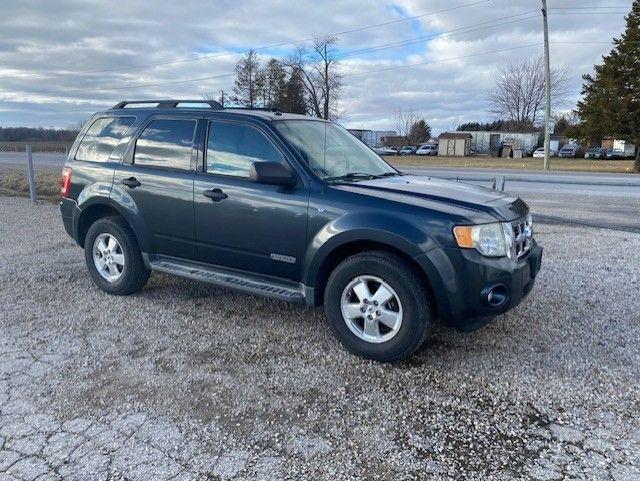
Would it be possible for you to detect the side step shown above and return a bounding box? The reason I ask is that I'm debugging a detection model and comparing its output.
[147,255,305,304]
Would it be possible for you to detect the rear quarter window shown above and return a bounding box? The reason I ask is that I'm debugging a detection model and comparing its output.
[75,117,135,162]
[133,119,196,170]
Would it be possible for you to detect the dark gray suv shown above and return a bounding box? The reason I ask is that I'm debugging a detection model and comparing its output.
[59,100,542,362]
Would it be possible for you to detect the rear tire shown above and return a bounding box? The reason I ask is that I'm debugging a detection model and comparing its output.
[84,217,150,295]
[324,251,432,362]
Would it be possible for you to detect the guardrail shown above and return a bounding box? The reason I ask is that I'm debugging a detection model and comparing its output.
[405,169,640,188]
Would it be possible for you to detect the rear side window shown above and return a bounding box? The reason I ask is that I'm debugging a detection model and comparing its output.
[206,121,284,178]
[75,117,135,162]
[134,119,196,170]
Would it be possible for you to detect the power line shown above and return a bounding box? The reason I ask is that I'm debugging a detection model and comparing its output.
[48,42,544,97]
[549,11,636,15]
[548,5,637,10]
[333,11,540,60]
[343,43,543,78]
[5,0,491,81]
[58,10,539,94]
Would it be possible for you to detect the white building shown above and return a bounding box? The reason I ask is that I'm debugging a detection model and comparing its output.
[467,131,542,156]
[347,129,397,148]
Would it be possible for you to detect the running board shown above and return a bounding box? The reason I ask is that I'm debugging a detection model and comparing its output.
[147,255,305,304]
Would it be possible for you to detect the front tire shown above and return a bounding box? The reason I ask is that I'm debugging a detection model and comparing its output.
[84,217,150,295]
[324,251,432,362]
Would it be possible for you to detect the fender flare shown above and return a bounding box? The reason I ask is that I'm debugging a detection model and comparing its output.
[74,185,150,252]
[303,211,437,291]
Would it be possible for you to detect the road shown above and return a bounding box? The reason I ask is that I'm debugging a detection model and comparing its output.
[401,166,640,232]
[0,151,66,168]
[2,152,639,230]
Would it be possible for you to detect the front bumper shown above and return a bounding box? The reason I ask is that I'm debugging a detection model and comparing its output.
[415,241,543,329]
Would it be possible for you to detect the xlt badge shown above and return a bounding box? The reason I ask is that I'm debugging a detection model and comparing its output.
[270,253,296,264]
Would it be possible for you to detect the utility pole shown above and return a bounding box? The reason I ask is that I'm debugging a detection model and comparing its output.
[542,0,552,171]
[219,90,225,107]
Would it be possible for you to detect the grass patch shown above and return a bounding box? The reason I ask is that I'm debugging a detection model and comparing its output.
[386,155,637,174]
[0,167,61,202]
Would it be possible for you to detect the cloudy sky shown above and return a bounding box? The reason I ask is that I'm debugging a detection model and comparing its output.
[0,0,633,133]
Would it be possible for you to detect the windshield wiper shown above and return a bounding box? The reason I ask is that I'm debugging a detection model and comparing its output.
[380,171,402,177]
[324,172,382,183]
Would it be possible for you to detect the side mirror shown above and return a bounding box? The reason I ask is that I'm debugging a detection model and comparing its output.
[249,161,297,187]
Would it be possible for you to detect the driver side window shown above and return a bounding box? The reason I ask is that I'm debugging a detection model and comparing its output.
[206,121,284,178]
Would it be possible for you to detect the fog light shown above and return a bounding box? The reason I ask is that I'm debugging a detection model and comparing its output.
[481,284,509,308]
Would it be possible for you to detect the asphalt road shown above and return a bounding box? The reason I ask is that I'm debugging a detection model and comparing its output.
[1,196,639,480]
[0,152,66,168]
[401,166,640,232]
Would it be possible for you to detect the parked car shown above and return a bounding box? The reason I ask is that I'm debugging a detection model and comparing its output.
[532,147,557,158]
[399,145,416,155]
[59,99,542,362]
[605,148,625,159]
[416,144,438,156]
[373,146,398,156]
[584,147,605,159]
[558,145,582,158]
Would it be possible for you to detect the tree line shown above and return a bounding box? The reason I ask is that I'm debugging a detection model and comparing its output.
[574,0,639,171]
[0,126,79,142]
[208,36,343,120]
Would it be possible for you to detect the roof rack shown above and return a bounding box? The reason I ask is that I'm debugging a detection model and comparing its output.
[112,99,223,110]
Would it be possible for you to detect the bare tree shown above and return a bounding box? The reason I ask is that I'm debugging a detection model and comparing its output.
[202,90,227,107]
[392,107,422,138]
[487,56,571,125]
[284,36,342,120]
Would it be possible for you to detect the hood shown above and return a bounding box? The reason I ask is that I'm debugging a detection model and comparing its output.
[333,175,528,221]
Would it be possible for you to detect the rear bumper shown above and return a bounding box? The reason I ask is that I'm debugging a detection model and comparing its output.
[415,241,542,329]
[60,197,80,243]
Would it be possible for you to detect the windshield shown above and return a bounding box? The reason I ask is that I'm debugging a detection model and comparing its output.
[275,120,397,181]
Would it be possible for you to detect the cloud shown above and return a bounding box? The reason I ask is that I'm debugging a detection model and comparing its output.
[0,0,633,132]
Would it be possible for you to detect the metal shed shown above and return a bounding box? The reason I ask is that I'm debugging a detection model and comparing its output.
[438,132,472,157]
[467,131,542,156]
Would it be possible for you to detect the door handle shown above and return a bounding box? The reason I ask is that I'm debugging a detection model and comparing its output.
[203,188,228,202]
[121,177,141,188]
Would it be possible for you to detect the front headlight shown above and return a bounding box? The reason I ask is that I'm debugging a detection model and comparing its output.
[453,222,514,258]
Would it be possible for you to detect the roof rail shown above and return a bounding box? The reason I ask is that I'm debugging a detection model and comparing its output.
[112,99,223,110]
[225,106,283,113]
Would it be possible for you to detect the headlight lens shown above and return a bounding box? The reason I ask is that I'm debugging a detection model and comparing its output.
[453,222,513,257]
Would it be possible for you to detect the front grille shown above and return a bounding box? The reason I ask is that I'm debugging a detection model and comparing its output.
[511,215,533,260]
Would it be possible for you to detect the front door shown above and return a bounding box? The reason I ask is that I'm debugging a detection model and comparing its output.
[193,119,309,281]
[113,116,198,259]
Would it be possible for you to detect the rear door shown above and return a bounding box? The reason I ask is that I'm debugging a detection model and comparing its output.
[113,115,200,259]
[193,118,309,281]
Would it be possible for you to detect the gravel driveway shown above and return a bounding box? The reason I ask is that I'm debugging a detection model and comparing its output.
[0,196,639,480]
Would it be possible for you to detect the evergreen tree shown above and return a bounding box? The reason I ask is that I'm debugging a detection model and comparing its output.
[233,50,264,108]
[262,58,287,109]
[575,0,640,172]
[281,67,308,114]
[408,120,432,145]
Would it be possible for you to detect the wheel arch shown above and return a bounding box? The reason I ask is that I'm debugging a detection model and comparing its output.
[307,238,438,318]
[76,200,145,252]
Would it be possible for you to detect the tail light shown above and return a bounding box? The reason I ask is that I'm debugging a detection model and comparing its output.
[60,167,72,197]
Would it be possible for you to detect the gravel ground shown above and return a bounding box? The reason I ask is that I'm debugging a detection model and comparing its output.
[0,196,639,480]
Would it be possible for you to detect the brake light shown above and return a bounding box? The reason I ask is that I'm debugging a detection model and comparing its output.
[60,167,72,197]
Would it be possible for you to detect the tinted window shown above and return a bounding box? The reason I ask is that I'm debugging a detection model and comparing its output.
[134,119,196,170]
[206,122,284,177]
[75,117,135,162]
